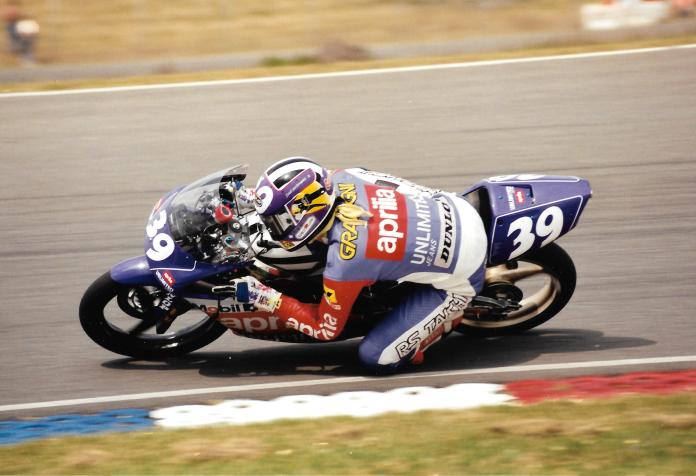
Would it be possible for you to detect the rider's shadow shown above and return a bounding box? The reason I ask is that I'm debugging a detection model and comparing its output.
[423,328,655,372]
[102,328,655,378]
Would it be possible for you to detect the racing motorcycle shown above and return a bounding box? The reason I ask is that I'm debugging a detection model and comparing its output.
[79,166,592,359]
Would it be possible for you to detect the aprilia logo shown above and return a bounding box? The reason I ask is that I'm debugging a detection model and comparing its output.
[196,303,282,334]
[219,315,282,333]
[365,185,407,261]
[286,312,339,340]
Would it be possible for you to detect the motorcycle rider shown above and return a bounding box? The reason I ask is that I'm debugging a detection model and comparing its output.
[233,157,487,372]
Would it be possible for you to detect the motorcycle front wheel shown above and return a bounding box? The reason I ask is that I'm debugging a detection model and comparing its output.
[456,242,576,336]
[79,272,227,359]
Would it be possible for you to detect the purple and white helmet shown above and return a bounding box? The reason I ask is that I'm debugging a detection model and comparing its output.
[255,157,336,250]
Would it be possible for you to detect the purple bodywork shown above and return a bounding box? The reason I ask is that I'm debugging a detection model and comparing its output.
[111,186,247,294]
[111,173,592,290]
[462,175,592,265]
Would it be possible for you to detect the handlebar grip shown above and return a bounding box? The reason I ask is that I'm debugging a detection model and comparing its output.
[211,284,237,298]
[234,281,250,302]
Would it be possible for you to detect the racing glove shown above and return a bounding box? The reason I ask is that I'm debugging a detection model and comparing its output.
[232,276,282,313]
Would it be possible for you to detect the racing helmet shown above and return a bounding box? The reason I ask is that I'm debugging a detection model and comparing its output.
[255,157,335,250]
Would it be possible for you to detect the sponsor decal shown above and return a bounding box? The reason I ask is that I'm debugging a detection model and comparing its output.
[515,188,526,205]
[418,326,444,353]
[504,186,530,209]
[337,183,363,260]
[155,270,175,293]
[162,271,175,286]
[410,194,437,267]
[365,185,407,261]
[393,295,470,359]
[158,292,175,312]
[286,312,339,340]
[421,295,470,334]
[279,240,295,250]
[294,215,317,240]
[434,197,456,269]
[219,315,282,333]
[195,302,282,333]
[197,302,255,315]
[255,185,274,213]
[395,331,421,359]
[321,312,339,339]
[323,285,341,310]
[505,186,516,211]
[339,220,360,259]
[338,182,357,203]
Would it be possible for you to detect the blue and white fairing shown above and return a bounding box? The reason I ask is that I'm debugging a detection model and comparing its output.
[142,166,256,291]
[110,165,325,291]
[110,166,256,291]
[462,174,592,265]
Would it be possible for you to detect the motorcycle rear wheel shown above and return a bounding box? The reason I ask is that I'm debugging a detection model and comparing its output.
[456,242,576,336]
[79,272,227,359]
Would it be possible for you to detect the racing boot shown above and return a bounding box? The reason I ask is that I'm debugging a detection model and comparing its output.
[409,315,464,366]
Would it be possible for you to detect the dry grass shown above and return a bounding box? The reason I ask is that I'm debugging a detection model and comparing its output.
[167,436,269,462]
[1,393,696,475]
[0,0,590,66]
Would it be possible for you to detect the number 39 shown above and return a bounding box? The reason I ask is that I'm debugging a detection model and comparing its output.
[507,206,563,260]
[146,210,175,262]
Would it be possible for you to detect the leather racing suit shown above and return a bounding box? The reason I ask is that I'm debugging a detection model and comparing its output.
[272,168,488,371]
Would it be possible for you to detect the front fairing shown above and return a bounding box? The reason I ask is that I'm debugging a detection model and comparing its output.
[143,166,254,290]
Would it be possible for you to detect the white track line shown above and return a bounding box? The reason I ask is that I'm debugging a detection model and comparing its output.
[2,44,695,99]
[2,355,695,413]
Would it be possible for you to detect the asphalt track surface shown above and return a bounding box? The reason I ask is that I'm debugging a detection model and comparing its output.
[1,46,695,418]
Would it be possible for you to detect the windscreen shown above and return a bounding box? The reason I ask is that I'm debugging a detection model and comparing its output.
[167,165,255,264]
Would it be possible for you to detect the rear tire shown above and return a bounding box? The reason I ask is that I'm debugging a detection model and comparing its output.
[456,243,576,336]
[79,272,227,359]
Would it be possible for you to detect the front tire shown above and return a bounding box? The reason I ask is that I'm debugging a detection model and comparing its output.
[457,242,576,336]
[79,272,227,359]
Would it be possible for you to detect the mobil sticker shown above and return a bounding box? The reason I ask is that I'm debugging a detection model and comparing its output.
[365,185,407,261]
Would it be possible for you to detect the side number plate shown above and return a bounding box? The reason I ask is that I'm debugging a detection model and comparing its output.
[490,196,583,263]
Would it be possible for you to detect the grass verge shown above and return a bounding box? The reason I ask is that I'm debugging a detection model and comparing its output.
[1,393,695,475]
[2,34,695,94]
